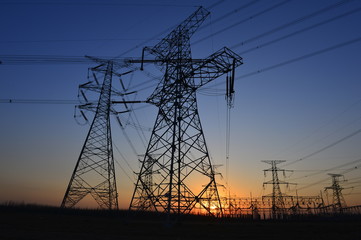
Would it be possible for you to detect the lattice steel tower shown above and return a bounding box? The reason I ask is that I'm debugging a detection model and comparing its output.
[61,59,126,209]
[325,173,347,213]
[262,160,294,218]
[129,7,243,216]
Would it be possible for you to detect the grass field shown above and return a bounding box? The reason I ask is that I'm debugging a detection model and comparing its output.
[1,204,361,240]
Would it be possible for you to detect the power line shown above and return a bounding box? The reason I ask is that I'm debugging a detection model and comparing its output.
[205,0,226,10]
[3,36,361,101]
[0,2,310,66]
[238,6,361,55]
[4,37,361,105]
[344,181,361,186]
[0,1,197,7]
[235,36,361,81]
[225,105,231,188]
[283,127,361,167]
[0,0,228,65]
[204,35,361,89]
[114,157,134,183]
[116,117,140,157]
[294,162,361,192]
[0,99,80,104]
[117,92,149,148]
[0,38,155,44]
[128,111,148,148]
[270,97,361,162]
[289,158,361,182]
[231,0,354,49]
[346,176,361,181]
[199,0,260,32]
[113,144,136,182]
[0,55,95,65]
[193,0,291,46]
[344,192,361,195]
[0,56,160,96]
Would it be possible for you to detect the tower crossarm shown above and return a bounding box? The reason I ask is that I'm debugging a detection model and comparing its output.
[263,180,295,185]
[189,47,243,88]
[147,6,210,61]
[85,55,132,70]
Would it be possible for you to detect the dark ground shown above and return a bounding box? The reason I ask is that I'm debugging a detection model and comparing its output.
[1,204,361,240]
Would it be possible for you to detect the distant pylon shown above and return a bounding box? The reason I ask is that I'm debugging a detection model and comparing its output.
[135,155,157,211]
[262,160,295,219]
[325,173,347,213]
[61,60,118,209]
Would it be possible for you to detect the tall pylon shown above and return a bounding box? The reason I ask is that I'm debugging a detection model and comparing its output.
[61,60,119,209]
[325,173,347,213]
[129,7,243,217]
[262,160,295,218]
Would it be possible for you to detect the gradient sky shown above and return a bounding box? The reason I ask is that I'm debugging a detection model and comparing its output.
[1,0,361,209]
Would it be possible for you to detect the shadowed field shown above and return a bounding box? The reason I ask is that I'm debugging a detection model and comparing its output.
[1,204,361,240]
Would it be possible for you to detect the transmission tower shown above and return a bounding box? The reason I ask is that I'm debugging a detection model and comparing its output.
[262,160,295,219]
[325,173,347,213]
[61,58,131,209]
[129,7,243,217]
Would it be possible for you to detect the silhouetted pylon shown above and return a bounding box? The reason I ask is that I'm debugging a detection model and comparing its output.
[325,173,347,213]
[129,6,243,217]
[61,60,118,209]
[262,160,295,219]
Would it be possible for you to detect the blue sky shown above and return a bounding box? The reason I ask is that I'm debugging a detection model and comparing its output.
[1,0,361,208]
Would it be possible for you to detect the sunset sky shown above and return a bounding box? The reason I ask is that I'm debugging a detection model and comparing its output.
[1,0,361,209]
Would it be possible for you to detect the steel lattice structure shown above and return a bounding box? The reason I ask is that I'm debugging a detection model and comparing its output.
[129,7,243,216]
[325,173,347,213]
[262,160,295,218]
[61,60,121,209]
[218,195,324,219]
